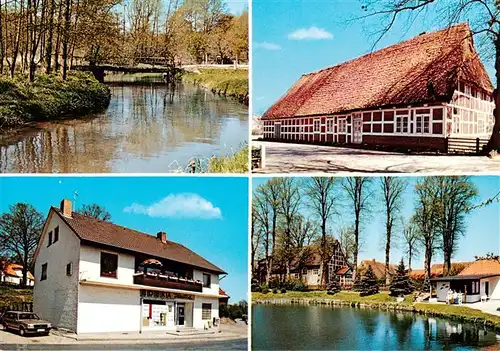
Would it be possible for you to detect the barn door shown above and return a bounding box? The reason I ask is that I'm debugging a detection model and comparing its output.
[352,114,362,144]
[274,123,281,139]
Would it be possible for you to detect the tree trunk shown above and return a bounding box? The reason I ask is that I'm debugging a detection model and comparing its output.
[408,246,412,272]
[353,216,359,280]
[385,220,391,286]
[0,0,4,74]
[45,0,55,73]
[21,254,28,288]
[486,34,500,153]
[62,0,71,80]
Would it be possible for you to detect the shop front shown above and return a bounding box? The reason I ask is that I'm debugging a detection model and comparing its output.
[140,289,194,331]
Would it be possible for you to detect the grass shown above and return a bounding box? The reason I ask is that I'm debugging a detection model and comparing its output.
[414,303,500,327]
[182,68,248,104]
[0,285,33,309]
[252,290,401,303]
[208,145,248,173]
[0,71,111,128]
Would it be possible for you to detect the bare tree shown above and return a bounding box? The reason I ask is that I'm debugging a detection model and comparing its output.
[380,176,407,285]
[251,205,263,279]
[304,177,338,288]
[357,0,500,154]
[338,225,356,265]
[0,203,44,287]
[342,177,373,279]
[76,203,112,221]
[400,217,420,272]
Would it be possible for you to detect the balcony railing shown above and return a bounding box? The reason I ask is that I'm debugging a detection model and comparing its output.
[133,272,203,292]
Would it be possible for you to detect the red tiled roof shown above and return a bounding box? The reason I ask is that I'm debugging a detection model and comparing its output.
[52,208,226,274]
[409,261,471,278]
[263,23,493,119]
[219,287,230,297]
[358,259,396,280]
[3,263,35,280]
[336,266,351,275]
[458,259,500,276]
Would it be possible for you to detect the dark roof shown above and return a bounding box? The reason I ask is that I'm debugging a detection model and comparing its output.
[263,24,493,119]
[53,208,226,274]
[431,273,500,282]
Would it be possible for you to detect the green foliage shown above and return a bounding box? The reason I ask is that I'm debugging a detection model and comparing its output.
[219,300,248,321]
[0,72,110,128]
[0,286,33,308]
[267,277,307,292]
[208,145,248,173]
[389,258,414,297]
[358,265,379,297]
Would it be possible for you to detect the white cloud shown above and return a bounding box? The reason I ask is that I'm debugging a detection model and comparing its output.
[254,42,282,51]
[124,193,222,220]
[288,26,333,40]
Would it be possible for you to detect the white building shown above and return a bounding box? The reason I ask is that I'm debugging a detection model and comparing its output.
[432,259,500,303]
[33,199,226,334]
[0,263,35,286]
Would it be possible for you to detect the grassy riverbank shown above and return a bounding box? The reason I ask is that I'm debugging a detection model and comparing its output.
[252,291,500,331]
[0,72,111,128]
[208,145,248,173]
[182,68,248,105]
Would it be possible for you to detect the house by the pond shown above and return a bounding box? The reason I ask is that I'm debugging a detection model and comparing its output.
[262,24,494,152]
[0,263,35,286]
[431,259,500,303]
[357,259,397,281]
[33,199,227,334]
[409,261,472,279]
[256,241,353,289]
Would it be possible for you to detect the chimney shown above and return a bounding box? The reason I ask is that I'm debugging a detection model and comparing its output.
[157,232,167,243]
[60,199,72,217]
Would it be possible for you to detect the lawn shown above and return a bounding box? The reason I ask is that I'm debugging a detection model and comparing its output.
[414,303,500,327]
[252,290,402,303]
[0,285,33,308]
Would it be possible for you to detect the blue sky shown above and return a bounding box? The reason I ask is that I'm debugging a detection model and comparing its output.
[252,0,496,115]
[252,176,500,268]
[0,176,249,303]
[226,0,247,14]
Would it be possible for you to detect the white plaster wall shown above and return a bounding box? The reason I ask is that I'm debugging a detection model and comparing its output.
[33,213,80,331]
[79,245,135,285]
[482,277,500,300]
[193,270,219,295]
[306,269,320,286]
[192,296,219,329]
[77,285,140,333]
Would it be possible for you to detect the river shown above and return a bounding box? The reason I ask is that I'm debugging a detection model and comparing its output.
[252,304,500,350]
[0,81,248,173]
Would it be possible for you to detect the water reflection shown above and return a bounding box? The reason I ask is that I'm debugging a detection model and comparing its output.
[252,305,500,350]
[0,82,248,173]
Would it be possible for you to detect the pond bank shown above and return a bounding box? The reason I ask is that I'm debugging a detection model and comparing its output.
[253,295,500,333]
[181,68,248,105]
[0,72,110,129]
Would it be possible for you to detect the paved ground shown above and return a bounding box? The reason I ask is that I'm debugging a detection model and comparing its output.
[464,300,500,316]
[252,140,500,174]
[0,323,247,350]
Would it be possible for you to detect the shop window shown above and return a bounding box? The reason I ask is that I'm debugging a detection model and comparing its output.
[313,119,320,133]
[41,263,48,281]
[100,252,118,278]
[202,303,212,320]
[47,231,53,247]
[54,226,59,243]
[203,273,211,288]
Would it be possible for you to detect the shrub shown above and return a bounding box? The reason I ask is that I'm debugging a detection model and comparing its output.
[280,288,286,293]
[272,288,278,294]
[389,258,414,297]
[358,265,379,297]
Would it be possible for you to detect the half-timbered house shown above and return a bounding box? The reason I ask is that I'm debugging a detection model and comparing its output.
[262,24,494,152]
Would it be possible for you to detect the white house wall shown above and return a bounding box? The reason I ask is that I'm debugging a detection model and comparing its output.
[482,277,500,300]
[193,269,219,296]
[193,296,219,329]
[79,245,135,285]
[77,285,141,333]
[33,213,81,331]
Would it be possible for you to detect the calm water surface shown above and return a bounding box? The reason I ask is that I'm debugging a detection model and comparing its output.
[0,82,248,173]
[252,304,500,350]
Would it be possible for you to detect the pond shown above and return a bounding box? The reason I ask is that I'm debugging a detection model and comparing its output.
[0,80,248,173]
[252,304,500,350]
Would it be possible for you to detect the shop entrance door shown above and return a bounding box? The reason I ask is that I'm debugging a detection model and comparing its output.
[176,304,185,326]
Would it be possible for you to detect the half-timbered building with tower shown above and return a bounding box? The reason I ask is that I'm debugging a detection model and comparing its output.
[262,24,494,152]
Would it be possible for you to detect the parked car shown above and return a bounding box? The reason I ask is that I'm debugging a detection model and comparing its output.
[1,311,51,336]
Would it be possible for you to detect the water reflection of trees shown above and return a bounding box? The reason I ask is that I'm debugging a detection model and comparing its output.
[0,82,248,173]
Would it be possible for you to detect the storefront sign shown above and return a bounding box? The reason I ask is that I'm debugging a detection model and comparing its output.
[140,289,194,300]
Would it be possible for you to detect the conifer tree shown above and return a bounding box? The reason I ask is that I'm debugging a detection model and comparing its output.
[389,258,414,297]
[327,275,341,295]
[359,265,379,297]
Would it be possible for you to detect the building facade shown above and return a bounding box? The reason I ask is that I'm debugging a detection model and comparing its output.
[33,199,226,334]
[0,264,35,286]
[262,24,494,152]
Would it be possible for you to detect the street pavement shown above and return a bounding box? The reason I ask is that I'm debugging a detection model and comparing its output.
[252,140,500,174]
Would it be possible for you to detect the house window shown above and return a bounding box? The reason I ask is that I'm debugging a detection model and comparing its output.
[338,119,346,133]
[415,115,430,134]
[312,269,319,275]
[100,252,118,278]
[203,273,211,288]
[41,263,48,281]
[396,115,409,133]
[47,231,52,247]
[202,303,212,320]
[327,119,334,132]
[293,273,299,279]
[66,262,73,276]
[54,226,59,243]
[313,119,320,133]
